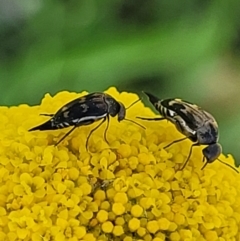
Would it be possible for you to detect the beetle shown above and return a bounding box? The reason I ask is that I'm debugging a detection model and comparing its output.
[29,92,144,148]
[137,92,239,173]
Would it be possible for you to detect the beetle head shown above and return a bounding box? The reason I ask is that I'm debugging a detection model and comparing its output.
[201,143,239,173]
[105,94,123,119]
[107,96,145,129]
[117,102,126,122]
[202,143,222,164]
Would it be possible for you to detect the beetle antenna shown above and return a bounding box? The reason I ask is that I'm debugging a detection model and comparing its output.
[217,158,239,173]
[124,118,146,129]
[124,98,145,129]
[201,156,208,170]
[126,98,141,110]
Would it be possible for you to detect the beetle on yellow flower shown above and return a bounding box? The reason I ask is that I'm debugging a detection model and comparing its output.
[0,87,239,241]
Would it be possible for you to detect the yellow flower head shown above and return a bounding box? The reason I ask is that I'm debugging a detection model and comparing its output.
[0,87,240,241]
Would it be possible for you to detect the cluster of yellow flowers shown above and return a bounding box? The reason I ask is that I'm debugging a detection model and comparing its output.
[0,87,239,241]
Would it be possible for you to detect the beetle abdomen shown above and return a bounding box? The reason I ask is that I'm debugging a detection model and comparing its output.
[29,119,57,131]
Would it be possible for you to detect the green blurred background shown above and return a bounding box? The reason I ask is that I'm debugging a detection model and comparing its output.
[1,0,240,164]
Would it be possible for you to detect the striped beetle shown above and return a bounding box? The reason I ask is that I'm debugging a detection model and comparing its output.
[29,92,144,148]
[138,92,238,173]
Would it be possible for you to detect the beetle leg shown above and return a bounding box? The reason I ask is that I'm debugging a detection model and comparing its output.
[180,143,199,170]
[40,113,54,117]
[86,117,107,150]
[136,117,166,121]
[55,125,78,145]
[103,115,110,144]
[163,137,188,149]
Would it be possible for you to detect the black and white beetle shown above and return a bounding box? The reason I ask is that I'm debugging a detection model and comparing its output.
[29,92,144,148]
[138,92,239,173]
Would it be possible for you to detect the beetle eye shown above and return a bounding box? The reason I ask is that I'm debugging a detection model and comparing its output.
[118,103,126,121]
[202,143,222,163]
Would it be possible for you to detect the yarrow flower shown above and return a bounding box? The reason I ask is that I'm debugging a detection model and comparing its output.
[0,87,240,241]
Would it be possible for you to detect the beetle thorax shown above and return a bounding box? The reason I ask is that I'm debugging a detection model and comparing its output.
[196,120,219,145]
[105,95,125,121]
[107,101,125,121]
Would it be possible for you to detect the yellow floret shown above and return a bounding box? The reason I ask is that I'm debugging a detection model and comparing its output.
[118,144,132,158]
[204,230,218,241]
[138,153,151,165]
[174,213,186,225]
[168,222,178,232]
[94,190,106,201]
[137,227,146,237]
[140,218,148,227]
[131,204,143,217]
[101,221,114,233]
[68,167,79,180]
[158,218,171,230]
[115,217,125,226]
[100,201,110,211]
[74,226,86,239]
[114,192,128,204]
[106,188,116,199]
[108,211,116,221]
[82,233,96,241]
[139,197,155,209]
[128,156,139,170]
[112,225,124,236]
[179,229,192,239]
[146,220,159,234]
[169,231,181,241]
[153,238,165,241]
[96,210,108,223]
[112,203,125,216]
[144,234,153,241]
[89,218,98,227]
[128,217,141,231]
[80,182,92,195]
[123,237,133,241]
